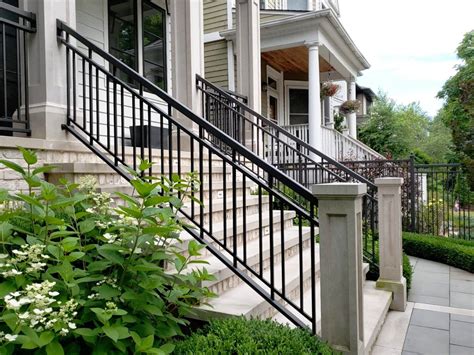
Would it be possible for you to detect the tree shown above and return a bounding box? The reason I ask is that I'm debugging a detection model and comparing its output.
[437,30,474,189]
[358,93,431,160]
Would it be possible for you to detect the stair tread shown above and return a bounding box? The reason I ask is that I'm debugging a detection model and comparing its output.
[198,226,313,282]
[196,245,319,317]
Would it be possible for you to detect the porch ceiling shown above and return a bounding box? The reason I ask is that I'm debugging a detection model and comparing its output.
[262,46,334,75]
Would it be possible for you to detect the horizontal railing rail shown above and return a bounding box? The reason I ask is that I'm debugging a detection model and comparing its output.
[57,19,322,332]
[0,3,36,137]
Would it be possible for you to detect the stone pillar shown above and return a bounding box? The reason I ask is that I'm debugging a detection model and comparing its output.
[346,79,357,138]
[307,42,322,154]
[23,0,76,140]
[312,183,365,355]
[375,177,407,311]
[170,0,204,130]
[236,0,261,113]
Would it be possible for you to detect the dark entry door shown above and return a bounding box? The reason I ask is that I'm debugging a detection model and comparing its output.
[0,0,19,136]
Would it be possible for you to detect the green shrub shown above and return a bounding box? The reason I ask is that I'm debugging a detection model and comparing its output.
[403,253,413,290]
[0,148,215,354]
[173,318,336,355]
[403,232,474,272]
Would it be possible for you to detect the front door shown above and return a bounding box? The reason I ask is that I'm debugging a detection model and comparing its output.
[0,0,19,136]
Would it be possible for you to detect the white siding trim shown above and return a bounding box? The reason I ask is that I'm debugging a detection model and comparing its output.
[204,31,223,43]
[227,40,235,91]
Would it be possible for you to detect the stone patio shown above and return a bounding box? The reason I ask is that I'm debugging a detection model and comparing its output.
[372,257,474,355]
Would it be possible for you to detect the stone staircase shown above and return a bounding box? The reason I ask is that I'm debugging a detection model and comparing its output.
[45,158,392,354]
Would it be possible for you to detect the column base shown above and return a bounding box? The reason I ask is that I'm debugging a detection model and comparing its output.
[376,277,407,311]
[29,104,70,141]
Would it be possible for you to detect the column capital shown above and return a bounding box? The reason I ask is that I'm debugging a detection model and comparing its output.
[375,177,404,187]
[305,41,320,49]
[312,182,367,200]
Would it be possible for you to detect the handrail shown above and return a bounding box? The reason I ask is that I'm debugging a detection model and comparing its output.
[196,74,376,189]
[0,2,36,33]
[57,19,322,332]
[56,19,314,203]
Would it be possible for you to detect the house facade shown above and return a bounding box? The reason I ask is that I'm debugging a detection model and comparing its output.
[202,0,382,161]
[0,1,400,353]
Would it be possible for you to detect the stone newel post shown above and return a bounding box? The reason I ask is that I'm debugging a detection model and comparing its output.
[312,183,365,355]
[375,177,407,311]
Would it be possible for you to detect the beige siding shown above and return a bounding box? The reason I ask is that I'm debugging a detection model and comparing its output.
[232,11,293,27]
[204,0,227,34]
[204,40,229,88]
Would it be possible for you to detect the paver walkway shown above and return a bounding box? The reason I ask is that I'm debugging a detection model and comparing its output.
[372,257,474,355]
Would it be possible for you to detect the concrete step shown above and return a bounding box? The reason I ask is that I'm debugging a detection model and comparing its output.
[199,226,314,294]
[193,245,320,320]
[178,210,297,258]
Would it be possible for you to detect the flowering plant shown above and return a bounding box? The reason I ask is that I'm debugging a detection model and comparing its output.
[339,100,361,114]
[320,82,340,98]
[0,148,214,354]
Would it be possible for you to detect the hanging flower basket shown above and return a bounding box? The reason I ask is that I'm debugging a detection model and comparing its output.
[339,100,361,114]
[320,82,340,98]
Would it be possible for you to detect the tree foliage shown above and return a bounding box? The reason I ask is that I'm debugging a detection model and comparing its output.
[437,30,474,188]
[358,93,437,161]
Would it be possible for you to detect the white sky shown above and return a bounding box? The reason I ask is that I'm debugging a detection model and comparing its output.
[338,0,474,117]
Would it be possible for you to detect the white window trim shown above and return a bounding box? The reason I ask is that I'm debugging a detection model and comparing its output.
[284,80,308,126]
[266,65,284,124]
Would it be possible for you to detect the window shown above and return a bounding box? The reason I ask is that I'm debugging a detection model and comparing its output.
[288,88,309,125]
[108,0,166,90]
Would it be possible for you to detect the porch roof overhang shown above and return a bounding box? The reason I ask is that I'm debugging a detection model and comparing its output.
[221,9,370,78]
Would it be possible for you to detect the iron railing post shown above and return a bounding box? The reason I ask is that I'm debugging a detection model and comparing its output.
[409,154,416,232]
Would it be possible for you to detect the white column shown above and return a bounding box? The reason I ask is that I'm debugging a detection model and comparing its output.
[346,79,357,138]
[312,183,365,355]
[307,42,322,153]
[170,0,204,129]
[24,0,76,140]
[375,177,407,311]
[236,0,261,113]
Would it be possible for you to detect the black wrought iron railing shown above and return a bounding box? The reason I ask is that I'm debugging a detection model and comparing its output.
[196,75,379,267]
[0,2,35,136]
[57,20,324,332]
[343,158,473,240]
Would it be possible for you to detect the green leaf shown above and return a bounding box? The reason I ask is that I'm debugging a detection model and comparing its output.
[46,341,64,355]
[79,219,96,234]
[32,165,56,176]
[40,181,57,201]
[88,260,112,272]
[102,325,119,342]
[91,308,112,324]
[158,343,175,354]
[138,334,154,351]
[47,245,62,259]
[97,246,125,265]
[61,237,79,252]
[115,192,139,207]
[37,331,55,347]
[130,179,159,198]
[73,328,99,337]
[0,222,12,242]
[144,195,170,206]
[95,284,121,299]
[0,160,25,175]
[16,193,43,208]
[142,304,163,316]
[67,251,85,262]
[18,147,37,165]
[117,205,142,219]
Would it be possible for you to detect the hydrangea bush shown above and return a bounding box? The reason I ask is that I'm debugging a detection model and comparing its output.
[0,148,215,354]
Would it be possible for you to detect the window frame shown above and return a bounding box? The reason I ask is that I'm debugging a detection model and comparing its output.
[107,0,167,91]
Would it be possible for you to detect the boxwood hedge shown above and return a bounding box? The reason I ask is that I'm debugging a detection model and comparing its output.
[173,318,336,355]
[403,232,474,273]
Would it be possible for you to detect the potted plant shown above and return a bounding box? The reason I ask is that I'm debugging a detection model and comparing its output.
[339,99,361,114]
[320,82,340,98]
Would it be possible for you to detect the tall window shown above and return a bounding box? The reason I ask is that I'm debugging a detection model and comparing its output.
[108,0,166,90]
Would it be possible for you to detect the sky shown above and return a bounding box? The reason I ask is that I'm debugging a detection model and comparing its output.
[338,0,474,117]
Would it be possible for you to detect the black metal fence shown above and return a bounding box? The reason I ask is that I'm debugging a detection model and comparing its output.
[0,2,35,136]
[341,157,472,240]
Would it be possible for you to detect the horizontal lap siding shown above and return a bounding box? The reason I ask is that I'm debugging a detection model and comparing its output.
[204,40,229,89]
[204,0,227,34]
[75,0,169,144]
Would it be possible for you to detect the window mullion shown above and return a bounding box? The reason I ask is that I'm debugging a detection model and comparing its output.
[137,0,144,76]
